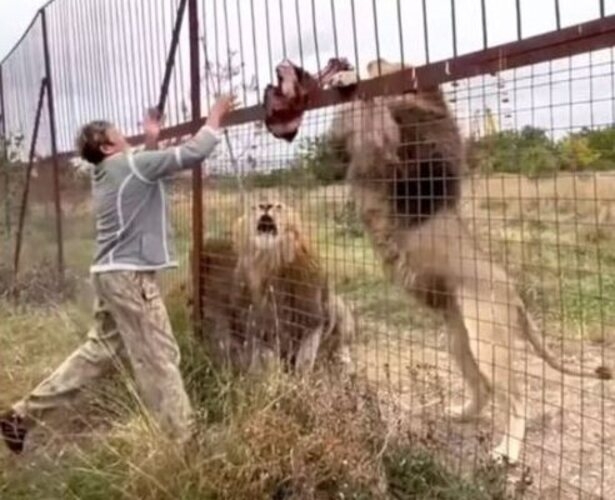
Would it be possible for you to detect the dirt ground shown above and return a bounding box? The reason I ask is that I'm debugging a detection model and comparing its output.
[354,320,615,499]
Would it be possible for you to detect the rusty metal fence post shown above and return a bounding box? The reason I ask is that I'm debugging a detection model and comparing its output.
[188,0,204,338]
[0,65,9,249]
[13,78,48,280]
[40,7,64,283]
[158,0,189,115]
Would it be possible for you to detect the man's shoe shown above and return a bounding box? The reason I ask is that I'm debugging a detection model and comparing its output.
[0,410,27,454]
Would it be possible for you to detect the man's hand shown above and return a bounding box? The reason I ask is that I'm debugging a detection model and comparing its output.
[144,108,163,150]
[206,94,239,130]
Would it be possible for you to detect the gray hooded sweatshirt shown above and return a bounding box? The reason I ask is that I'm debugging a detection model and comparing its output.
[89,124,220,274]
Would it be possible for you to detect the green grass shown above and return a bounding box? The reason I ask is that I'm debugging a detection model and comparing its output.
[385,447,513,500]
[481,207,615,342]
[337,274,439,332]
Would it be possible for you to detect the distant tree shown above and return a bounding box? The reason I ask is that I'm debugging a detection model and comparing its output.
[292,136,349,185]
[518,125,551,146]
[467,130,521,174]
[468,126,560,177]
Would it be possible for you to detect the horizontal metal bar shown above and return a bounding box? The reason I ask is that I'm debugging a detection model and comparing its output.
[54,14,615,163]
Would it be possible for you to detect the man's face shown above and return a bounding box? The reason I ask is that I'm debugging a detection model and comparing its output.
[100,126,130,157]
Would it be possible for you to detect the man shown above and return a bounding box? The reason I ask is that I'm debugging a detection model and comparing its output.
[0,94,237,454]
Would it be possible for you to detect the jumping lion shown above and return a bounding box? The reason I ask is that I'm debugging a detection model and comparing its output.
[327,59,611,465]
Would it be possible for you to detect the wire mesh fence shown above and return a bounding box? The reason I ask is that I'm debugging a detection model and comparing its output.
[1,0,615,498]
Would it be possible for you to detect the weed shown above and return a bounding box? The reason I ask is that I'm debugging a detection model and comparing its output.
[333,199,364,238]
[384,447,511,500]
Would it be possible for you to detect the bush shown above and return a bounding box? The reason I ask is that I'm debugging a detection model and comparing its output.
[384,447,512,500]
[558,135,601,171]
[334,199,364,238]
[518,144,559,178]
[295,136,349,185]
[578,125,615,163]
[246,165,317,190]
[468,126,561,177]
[468,125,615,177]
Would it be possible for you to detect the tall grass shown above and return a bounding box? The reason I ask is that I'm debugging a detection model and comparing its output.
[0,297,513,499]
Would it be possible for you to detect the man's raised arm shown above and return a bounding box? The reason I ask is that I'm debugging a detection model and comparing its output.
[132,94,237,182]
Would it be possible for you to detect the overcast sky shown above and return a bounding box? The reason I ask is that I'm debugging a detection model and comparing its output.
[0,0,46,61]
[1,0,615,169]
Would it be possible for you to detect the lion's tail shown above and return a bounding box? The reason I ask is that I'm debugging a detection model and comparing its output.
[518,305,612,380]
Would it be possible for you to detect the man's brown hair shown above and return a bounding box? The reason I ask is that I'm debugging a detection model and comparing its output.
[76,120,113,165]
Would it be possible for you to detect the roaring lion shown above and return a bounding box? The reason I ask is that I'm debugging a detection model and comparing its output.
[327,59,612,465]
[198,200,355,375]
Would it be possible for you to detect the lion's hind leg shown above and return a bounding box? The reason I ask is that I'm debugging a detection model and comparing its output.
[445,304,491,422]
[454,284,526,465]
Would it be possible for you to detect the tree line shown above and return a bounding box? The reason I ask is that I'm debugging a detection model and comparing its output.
[215,124,615,189]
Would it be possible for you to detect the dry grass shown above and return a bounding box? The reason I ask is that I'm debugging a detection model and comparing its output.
[0,299,386,499]
[0,302,90,407]
[0,299,512,499]
[26,375,387,500]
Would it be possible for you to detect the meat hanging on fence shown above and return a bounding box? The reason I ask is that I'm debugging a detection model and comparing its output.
[263,57,353,141]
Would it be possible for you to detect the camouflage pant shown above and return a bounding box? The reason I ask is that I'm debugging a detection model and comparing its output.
[12,271,193,443]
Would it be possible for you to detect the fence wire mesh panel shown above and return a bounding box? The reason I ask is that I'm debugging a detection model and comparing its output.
[1,0,615,498]
[0,0,195,303]
[0,13,65,302]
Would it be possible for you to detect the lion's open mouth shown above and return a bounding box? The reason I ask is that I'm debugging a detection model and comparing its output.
[257,214,278,235]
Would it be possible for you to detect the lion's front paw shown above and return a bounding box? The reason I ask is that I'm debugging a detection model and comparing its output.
[445,404,468,421]
[444,403,481,422]
[490,444,519,467]
[329,70,359,88]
